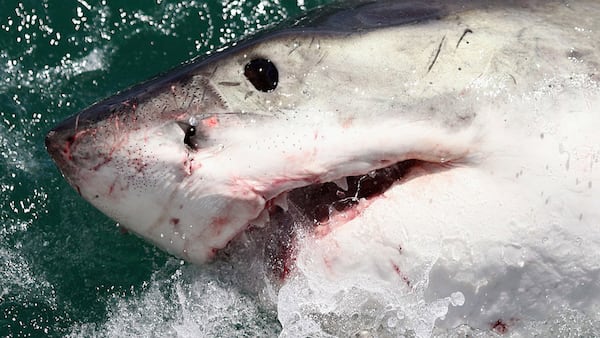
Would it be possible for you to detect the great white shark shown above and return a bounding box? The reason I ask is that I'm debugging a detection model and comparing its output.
[46,0,600,335]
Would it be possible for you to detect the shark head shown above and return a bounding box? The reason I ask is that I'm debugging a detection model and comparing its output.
[45,1,478,264]
[44,2,479,265]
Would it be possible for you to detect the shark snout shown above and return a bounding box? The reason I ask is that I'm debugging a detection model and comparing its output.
[45,120,76,173]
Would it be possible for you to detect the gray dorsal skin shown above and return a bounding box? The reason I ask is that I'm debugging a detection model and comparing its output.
[48,0,581,136]
[45,0,600,334]
[296,0,444,31]
[43,0,550,133]
[46,0,479,135]
[47,0,447,132]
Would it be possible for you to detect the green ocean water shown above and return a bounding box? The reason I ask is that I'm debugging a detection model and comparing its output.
[0,1,332,336]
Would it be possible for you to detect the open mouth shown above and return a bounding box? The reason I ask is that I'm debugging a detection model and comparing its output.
[251,159,443,281]
[285,159,422,228]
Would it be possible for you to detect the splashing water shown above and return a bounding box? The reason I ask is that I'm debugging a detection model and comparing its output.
[2,1,600,337]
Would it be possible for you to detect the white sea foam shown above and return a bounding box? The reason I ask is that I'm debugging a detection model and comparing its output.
[14,1,600,336]
[69,258,281,337]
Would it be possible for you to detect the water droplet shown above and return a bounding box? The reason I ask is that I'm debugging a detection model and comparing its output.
[387,315,398,328]
[450,291,465,306]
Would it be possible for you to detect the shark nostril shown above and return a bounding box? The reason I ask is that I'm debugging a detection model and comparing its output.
[45,130,63,155]
[44,130,56,149]
[45,126,77,165]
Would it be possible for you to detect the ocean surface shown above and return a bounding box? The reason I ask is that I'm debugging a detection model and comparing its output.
[0,1,331,336]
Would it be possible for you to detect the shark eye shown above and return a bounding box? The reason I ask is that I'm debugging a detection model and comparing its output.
[244,58,278,92]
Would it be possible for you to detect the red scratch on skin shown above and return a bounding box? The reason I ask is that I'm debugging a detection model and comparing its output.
[274,235,297,282]
[280,251,296,281]
[108,182,115,195]
[202,116,219,128]
[63,129,93,160]
[391,261,411,287]
[162,109,188,120]
[491,320,508,334]
[92,130,129,171]
[322,255,334,273]
[132,158,147,173]
[107,175,123,196]
[92,155,114,172]
[341,117,354,129]
[491,318,518,334]
[114,115,121,132]
[170,217,182,233]
[121,99,138,113]
[64,138,74,160]
[211,216,229,236]
[182,154,201,176]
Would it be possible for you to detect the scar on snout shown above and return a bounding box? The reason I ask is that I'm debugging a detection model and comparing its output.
[218,81,240,86]
[456,28,473,48]
[427,35,446,73]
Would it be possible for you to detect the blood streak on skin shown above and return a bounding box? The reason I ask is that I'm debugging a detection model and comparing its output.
[202,116,219,128]
[63,129,94,160]
[121,99,138,112]
[92,131,130,171]
[391,261,412,287]
[108,180,117,196]
[211,216,229,236]
[322,255,334,273]
[132,158,147,173]
[491,320,508,334]
[340,117,354,129]
[182,154,201,176]
[170,217,182,233]
[279,244,297,281]
[64,137,75,160]
[491,318,518,334]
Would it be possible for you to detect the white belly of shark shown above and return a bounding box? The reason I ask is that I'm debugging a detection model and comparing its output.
[46,0,600,336]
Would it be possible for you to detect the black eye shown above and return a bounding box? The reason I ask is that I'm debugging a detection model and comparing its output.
[184,126,196,149]
[244,58,278,92]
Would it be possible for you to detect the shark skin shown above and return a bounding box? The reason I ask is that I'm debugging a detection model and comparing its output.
[46,0,600,335]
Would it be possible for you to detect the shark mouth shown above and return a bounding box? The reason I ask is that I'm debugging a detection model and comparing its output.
[285,160,422,228]
[245,159,441,281]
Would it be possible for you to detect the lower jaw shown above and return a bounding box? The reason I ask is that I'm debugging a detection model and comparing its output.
[241,159,451,281]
